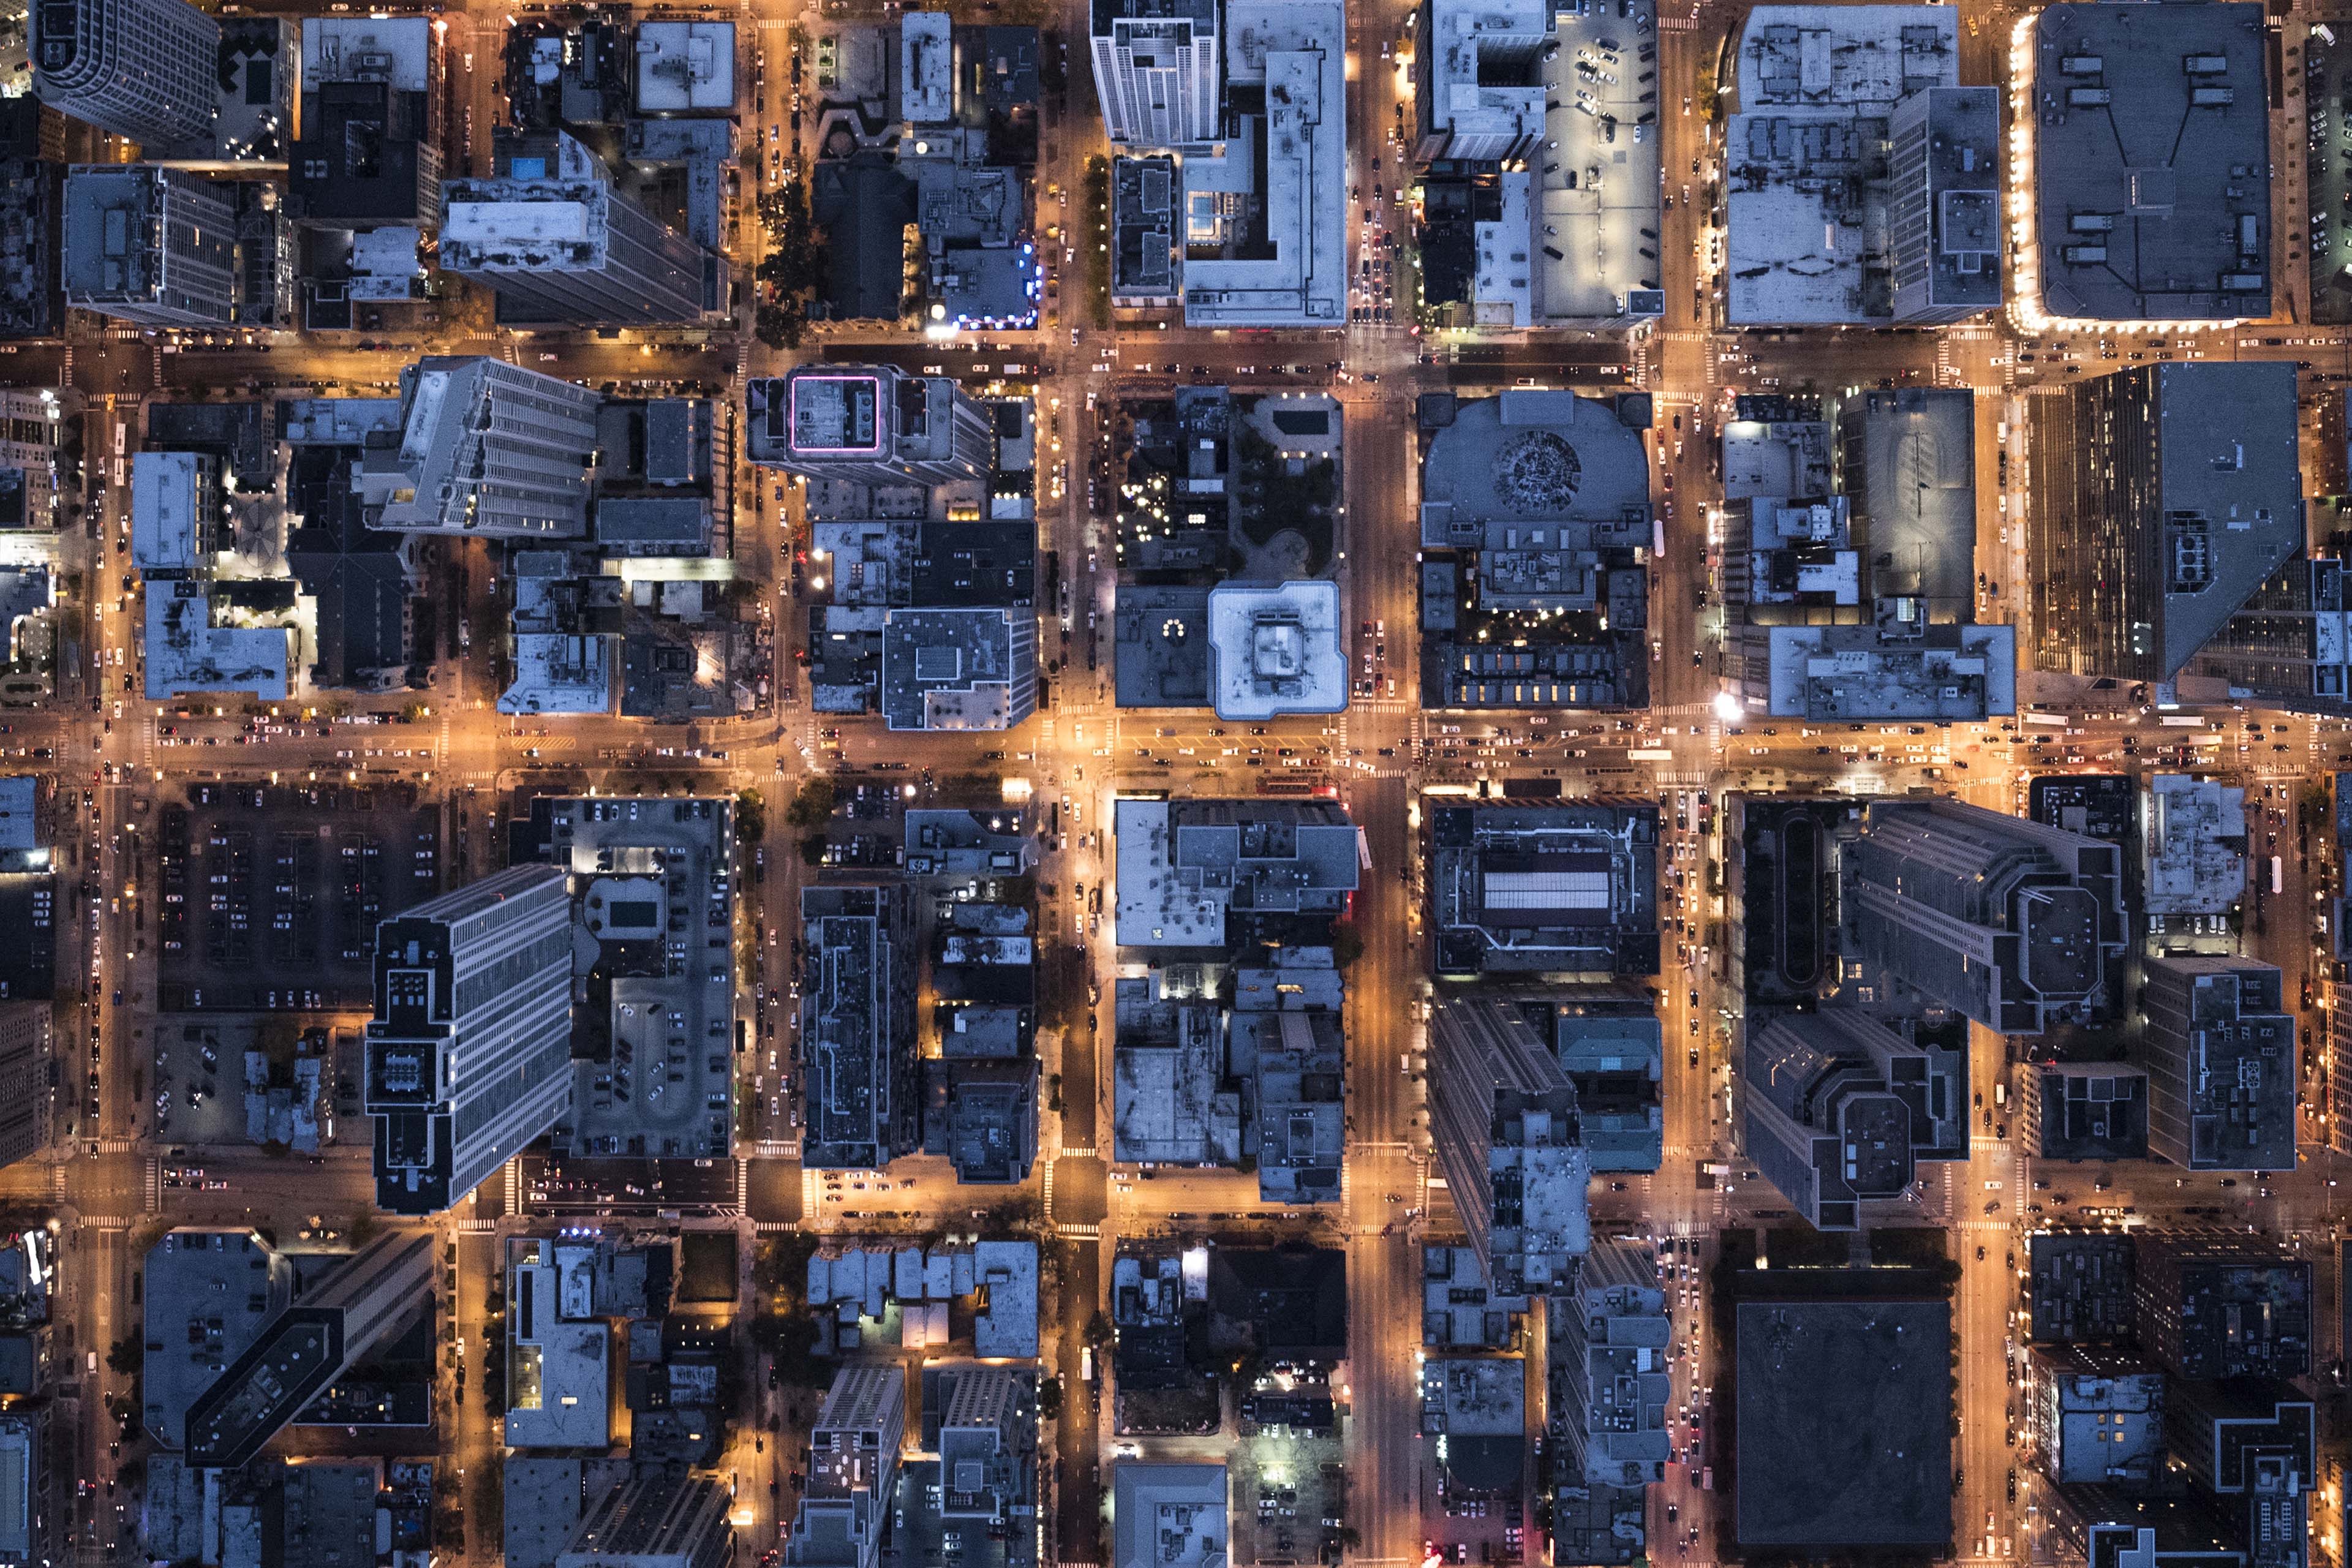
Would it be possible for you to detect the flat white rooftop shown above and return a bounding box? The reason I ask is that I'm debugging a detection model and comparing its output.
[1206,579,1345,720]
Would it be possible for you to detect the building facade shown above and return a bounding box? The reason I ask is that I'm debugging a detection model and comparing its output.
[364,864,576,1215]
[1089,0,1222,148]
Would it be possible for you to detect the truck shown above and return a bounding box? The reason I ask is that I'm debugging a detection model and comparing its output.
[2271,856,2284,895]
[1080,1346,1096,1382]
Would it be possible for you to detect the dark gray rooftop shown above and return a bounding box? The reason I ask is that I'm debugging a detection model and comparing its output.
[2030,2,2272,320]
[1735,1298,1953,1548]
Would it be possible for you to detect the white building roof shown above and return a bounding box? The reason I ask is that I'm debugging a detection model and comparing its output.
[1206,579,1345,719]
[130,451,208,575]
[302,17,434,93]
[635,21,735,113]
[1183,1,1346,326]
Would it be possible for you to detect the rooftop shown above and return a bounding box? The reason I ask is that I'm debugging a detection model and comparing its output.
[1112,970,1235,1165]
[2029,2,2272,321]
[1429,801,1660,978]
[1112,1463,1227,1568]
[1734,1298,1953,1548]
[2141,774,2247,915]
[144,586,293,703]
[1205,579,1345,719]
[1114,797,1359,948]
[141,1229,293,1453]
[1735,7,1958,108]
[1741,620,2018,721]
[505,1238,612,1449]
[880,606,1034,731]
[1180,2,1347,327]
[130,451,214,577]
[635,20,734,112]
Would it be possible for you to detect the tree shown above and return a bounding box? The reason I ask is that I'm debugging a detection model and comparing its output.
[799,834,829,867]
[1036,1374,1064,1420]
[735,788,767,845]
[104,1337,141,1379]
[1327,919,1365,970]
[785,777,836,830]
[1084,1311,1113,1349]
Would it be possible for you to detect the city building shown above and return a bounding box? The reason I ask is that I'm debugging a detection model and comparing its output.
[560,1466,735,1568]
[128,449,296,703]
[2190,553,2352,716]
[0,1004,49,1172]
[799,885,921,1169]
[364,864,576,1215]
[1423,1245,1528,1351]
[141,1229,297,1452]
[2026,2,2271,322]
[1234,948,1344,1202]
[911,1361,1036,1566]
[2026,1347,2165,1486]
[291,18,442,230]
[1110,1463,1227,1568]
[0,1404,53,1568]
[804,1242,1038,1359]
[1420,1356,1526,1500]
[1547,1238,1671,1489]
[2140,956,2295,1173]
[879,607,1037,731]
[1722,7,1964,325]
[441,132,723,325]
[748,367,994,489]
[2030,1230,2137,1345]
[1178,1,1346,328]
[2166,1381,2315,1568]
[1425,993,1593,1294]
[1111,968,1237,1166]
[2026,363,2302,686]
[1199,579,1344,720]
[2021,1062,2150,1163]
[787,1363,905,1568]
[1728,793,1862,1011]
[0,781,52,1001]
[1733,1300,1953,1550]
[1090,0,1221,147]
[634,20,735,114]
[356,356,603,538]
[0,390,64,534]
[504,1237,611,1449]
[1732,620,2017,721]
[1427,801,1660,978]
[1112,797,1357,948]
[1724,388,2012,722]
[1840,796,2125,1032]
[526,796,736,1162]
[1888,85,2000,322]
[1110,154,1179,305]
[62,165,236,327]
[0,105,62,341]
[181,1230,435,1469]
[1417,390,1653,709]
[1536,992,1664,1171]
[2132,1233,2310,1381]
[2141,775,2247,918]
[1412,0,1664,328]
[1742,1008,1966,1229]
[32,0,218,147]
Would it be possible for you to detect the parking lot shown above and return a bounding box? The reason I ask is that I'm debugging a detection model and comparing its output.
[156,782,439,1010]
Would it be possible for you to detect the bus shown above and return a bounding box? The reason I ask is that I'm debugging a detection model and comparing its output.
[1080,1346,1096,1383]
[2022,712,2069,728]
[2271,856,2284,895]
[2158,714,2207,728]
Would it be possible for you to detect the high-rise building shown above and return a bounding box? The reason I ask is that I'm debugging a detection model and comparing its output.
[0,1004,51,1172]
[2131,1232,2310,1381]
[364,864,575,1215]
[2026,363,2302,685]
[1841,796,2124,1033]
[747,366,995,488]
[0,1403,55,1568]
[61,166,237,327]
[561,1466,736,1568]
[1887,86,2000,325]
[1547,1239,1670,1488]
[799,885,921,1170]
[32,0,219,148]
[181,1229,435,1468]
[1743,1009,1966,1230]
[355,356,603,538]
[2140,956,2296,1173]
[2191,554,2352,716]
[1089,0,1221,148]
[441,132,721,325]
[788,1363,907,1568]
[290,19,443,230]
[1425,993,1591,1295]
